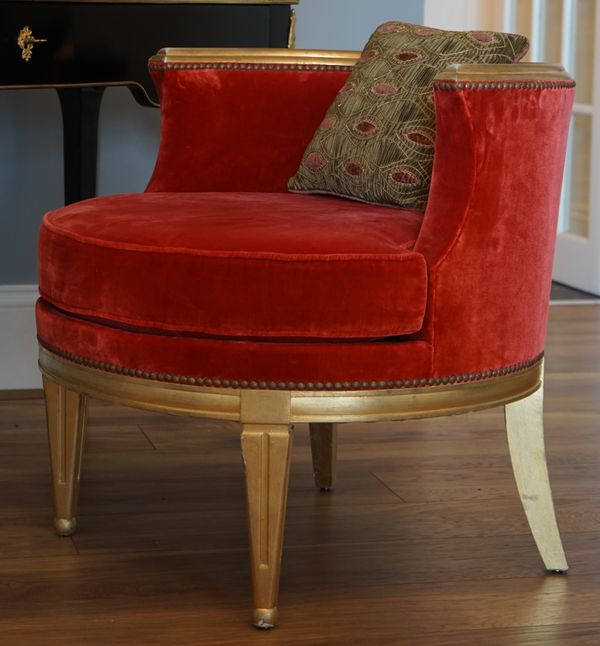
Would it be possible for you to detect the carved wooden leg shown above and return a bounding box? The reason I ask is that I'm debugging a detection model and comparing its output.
[241,424,293,629]
[42,375,87,537]
[309,422,337,491]
[505,383,568,572]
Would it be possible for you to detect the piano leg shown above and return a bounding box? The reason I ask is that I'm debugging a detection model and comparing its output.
[57,87,105,205]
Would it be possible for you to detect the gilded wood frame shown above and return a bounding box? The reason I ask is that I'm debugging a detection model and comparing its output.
[36,51,571,629]
[39,346,543,425]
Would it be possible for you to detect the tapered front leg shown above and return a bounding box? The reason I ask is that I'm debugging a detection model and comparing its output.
[241,424,293,629]
[505,382,568,572]
[42,375,87,537]
[309,423,337,491]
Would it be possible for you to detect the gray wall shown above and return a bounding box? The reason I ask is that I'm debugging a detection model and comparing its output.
[0,88,161,284]
[0,0,423,284]
[296,0,424,50]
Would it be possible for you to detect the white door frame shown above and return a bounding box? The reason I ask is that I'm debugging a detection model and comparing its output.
[551,1,600,294]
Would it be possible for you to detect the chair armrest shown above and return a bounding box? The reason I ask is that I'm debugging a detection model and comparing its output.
[415,63,575,376]
[145,48,358,193]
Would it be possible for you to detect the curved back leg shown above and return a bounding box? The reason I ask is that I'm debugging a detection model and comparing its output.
[504,376,568,572]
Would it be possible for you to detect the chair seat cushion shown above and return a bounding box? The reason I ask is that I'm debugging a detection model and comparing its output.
[39,192,427,340]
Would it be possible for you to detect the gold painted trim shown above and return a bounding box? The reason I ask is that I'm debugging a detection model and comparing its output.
[39,346,542,425]
[290,367,541,423]
[149,48,360,67]
[437,63,573,83]
[41,346,241,421]
[287,8,297,49]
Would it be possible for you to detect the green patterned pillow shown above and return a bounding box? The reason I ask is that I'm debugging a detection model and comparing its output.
[288,22,529,210]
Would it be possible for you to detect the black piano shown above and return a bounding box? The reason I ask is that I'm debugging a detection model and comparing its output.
[0,0,298,203]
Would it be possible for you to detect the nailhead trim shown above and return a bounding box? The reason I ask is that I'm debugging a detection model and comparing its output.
[149,62,354,73]
[149,63,574,90]
[39,339,542,392]
[434,79,575,91]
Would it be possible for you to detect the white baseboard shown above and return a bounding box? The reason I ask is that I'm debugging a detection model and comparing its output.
[0,285,41,390]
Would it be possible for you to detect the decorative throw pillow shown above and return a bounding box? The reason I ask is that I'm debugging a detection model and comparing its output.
[288,22,529,210]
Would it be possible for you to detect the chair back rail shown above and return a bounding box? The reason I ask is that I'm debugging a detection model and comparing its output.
[146,48,358,193]
[147,50,574,376]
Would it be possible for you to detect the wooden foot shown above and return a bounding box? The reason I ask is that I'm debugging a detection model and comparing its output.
[241,424,293,629]
[309,423,337,491]
[42,376,88,537]
[505,382,568,571]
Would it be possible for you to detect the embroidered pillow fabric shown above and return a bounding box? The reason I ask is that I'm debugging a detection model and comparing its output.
[288,22,529,210]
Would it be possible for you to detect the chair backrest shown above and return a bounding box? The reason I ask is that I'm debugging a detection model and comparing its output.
[146,48,358,193]
[146,49,574,377]
[414,64,575,376]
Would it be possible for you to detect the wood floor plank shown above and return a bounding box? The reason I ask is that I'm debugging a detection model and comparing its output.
[1,543,599,644]
[0,534,599,642]
[67,493,598,556]
[0,516,77,560]
[373,460,600,503]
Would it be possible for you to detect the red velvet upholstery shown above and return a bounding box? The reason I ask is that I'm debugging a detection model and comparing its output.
[147,67,351,193]
[36,58,574,389]
[39,193,426,339]
[415,82,574,377]
[37,299,434,387]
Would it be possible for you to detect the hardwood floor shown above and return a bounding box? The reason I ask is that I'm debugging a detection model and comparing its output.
[1,304,600,645]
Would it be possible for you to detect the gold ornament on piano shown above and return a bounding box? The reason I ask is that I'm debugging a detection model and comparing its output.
[17,26,47,62]
[287,9,297,49]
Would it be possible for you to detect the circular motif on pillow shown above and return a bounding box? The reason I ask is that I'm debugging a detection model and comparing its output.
[390,169,420,185]
[405,131,435,148]
[319,117,337,131]
[371,82,398,96]
[414,26,444,36]
[353,119,379,136]
[360,49,379,63]
[377,22,407,35]
[393,51,422,64]
[469,31,497,44]
[305,152,326,170]
[345,161,365,177]
[340,81,356,94]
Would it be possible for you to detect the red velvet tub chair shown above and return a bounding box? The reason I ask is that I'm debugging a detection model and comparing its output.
[36,45,574,629]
